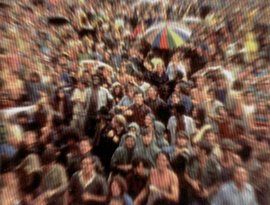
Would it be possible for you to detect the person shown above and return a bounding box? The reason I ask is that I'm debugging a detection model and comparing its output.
[185,140,213,205]
[34,148,68,205]
[111,133,136,176]
[211,166,258,205]
[126,158,149,200]
[124,91,152,127]
[134,152,179,205]
[133,129,161,167]
[69,155,108,205]
[108,175,133,205]
[67,137,94,177]
[84,74,113,138]
[70,79,87,135]
[145,86,168,124]
[167,104,196,146]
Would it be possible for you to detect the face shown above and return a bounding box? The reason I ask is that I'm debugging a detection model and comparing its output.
[196,77,204,87]
[92,76,100,86]
[111,181,121,197]
[156,153,169,170]
[208,91,215,101]
[125,137,135,149]
[135,162,145,176]
[171,94,180,104]
[205,132,216,146]
[79,140,92,155]
[81,157,94,175]
[134,94,144,105]
[144,115,153,127]
[233,167,248,187]
[147,87,156,99]
[127,89,134,98]
[142,134,152,146]
[176,137,188,147]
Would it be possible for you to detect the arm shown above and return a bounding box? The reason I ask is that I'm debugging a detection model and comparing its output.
[134,187,149,205]
[161,173,179,202]
[46,166,69,199]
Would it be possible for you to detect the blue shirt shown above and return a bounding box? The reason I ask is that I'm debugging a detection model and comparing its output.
[212,181,258,205]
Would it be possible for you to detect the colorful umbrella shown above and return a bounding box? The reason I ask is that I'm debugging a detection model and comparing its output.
[142,22,192,50]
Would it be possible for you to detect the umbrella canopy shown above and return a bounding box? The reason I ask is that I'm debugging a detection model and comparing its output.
[48,15,70,26]
[142,22,192,50]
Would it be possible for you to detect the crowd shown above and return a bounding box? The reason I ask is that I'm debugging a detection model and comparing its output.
[0,0,270,205]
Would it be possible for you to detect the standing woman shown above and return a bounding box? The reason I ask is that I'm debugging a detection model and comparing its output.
[108,175,133,205]
[53,87,72,125]
[69,155,108,205]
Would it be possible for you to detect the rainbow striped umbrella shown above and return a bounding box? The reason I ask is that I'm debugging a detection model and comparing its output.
[143,22,192,50]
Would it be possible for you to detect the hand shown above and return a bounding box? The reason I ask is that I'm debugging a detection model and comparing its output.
[191,181,201,192]
[199,189,209,198]
[82,193,92,202]
[124,110,133,116]
[107,130,114,138]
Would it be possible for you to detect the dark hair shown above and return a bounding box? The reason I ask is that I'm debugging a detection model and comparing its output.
[42,148,56,165]
[79,137,94,146]
[109,175,128,196]
[132,157,149,168]
[155,151,170,162]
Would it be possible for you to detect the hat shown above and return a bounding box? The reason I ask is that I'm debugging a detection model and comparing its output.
[256,151,270,163]
[220,139,238,151]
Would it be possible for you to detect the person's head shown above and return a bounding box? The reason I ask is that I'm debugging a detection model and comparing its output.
[92,74,101,87]
[147,86,158,100]
[171,92,180,105]
[155,62,165,74]
[195,140,213,156]
[207,88,215,101]
[196,76,205,88]
[156,151,170,171]
[110,175,128,197]
[144,113,155,128]
[79,137,93,155]
[24,131,37,148]
[112,115,126,129]
[220,139,237,157]
[233,166,249,188]
[42,148,56,166]
[126,85,135,98]
[134,91,144,106]
[176,131,189,147]
[204,130,217,146]
[132,158,147,176]
[141,129,153,146]
[244,91,254,104]
[124,133,136,149]
[81,155,95,176]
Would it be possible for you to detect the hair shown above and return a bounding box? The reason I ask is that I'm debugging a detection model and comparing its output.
[155,151,170,162]
[132,157,148,168]
[109,175,128,196]
[113,115,127,128]
[80,137,94,146]
[42,148,56,165]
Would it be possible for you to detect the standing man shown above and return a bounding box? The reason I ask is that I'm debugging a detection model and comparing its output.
[124,91,152,127]
[84,74,113,138]
[211,166,258,205]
